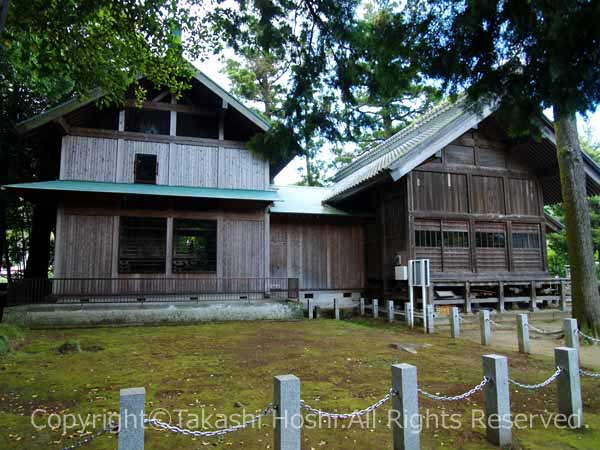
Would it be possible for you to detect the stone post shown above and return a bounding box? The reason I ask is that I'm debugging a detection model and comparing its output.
[517,314,530,354]
[274,375,301,450]
[118,387,145,450]
[426,305,435,334]
[564,318,579,354]
[359,297,365,316]
[405,302,414,328]
[559,281,568,312]
[373,298,379,319]
[555,347,583,428]
[388,300,395,323]
[498,281,505,313]
[480,310,491,346]
[482,355,512,447]
[464,281,472,314]
[391,364,420,450]
[450,307,460,338]
[530,281,538,311]
[307,299,313,320]
[334,298,340,320]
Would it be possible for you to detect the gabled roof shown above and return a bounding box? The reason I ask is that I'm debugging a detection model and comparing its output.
[327,97,600,204]
[16,70,270,134]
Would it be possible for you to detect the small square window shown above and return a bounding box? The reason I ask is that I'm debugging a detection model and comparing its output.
[135,154,157,184]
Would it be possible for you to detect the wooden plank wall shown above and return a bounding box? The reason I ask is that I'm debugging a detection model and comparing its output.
[270,217,365,290]
[60,135,269,190]
[55,208,267,280]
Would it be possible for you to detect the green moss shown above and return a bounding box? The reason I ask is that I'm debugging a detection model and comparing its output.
[57,339,81,354]
[0,324,24,355]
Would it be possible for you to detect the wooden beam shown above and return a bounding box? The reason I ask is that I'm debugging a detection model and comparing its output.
[54,117,71,134]
[124,99,217,116]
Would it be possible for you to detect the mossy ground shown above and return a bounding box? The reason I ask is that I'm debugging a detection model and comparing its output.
[0,319,599,449]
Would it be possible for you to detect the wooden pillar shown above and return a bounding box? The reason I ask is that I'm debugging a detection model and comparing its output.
[560,280,568,312]
[530,281,538,311]
[498,281,505,313]
[465,281,472,314]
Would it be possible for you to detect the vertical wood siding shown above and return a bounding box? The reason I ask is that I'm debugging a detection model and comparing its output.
[412,171,468,213]
[508,178,539,216]
[61,135,269,190]
[60,136,118,182]
[222,218,266,278]
[270,218,365,290]
[471,175,505,214]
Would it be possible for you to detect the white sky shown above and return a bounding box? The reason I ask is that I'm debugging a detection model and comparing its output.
[197,57,600,187]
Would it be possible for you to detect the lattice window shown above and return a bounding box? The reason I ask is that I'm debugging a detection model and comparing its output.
[118,217,167,273]
[172,219,217,273]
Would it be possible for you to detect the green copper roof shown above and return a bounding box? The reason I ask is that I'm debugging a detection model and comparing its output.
[3,180,279,202]
[270,185,369,216]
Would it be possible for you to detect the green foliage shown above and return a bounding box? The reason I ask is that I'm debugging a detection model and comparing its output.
[0,324,24,355]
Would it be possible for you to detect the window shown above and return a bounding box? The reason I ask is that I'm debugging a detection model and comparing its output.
[172,219,217,273]
[415,230,441,247]
[443,231,469,248]
[135,154,157,184]
[476,232,506,248]
[118,217,167,273]
[512,232,540,249]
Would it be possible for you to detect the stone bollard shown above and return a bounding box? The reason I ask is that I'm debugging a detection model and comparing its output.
[118,387,145,450]
[450,307,460,338]
[517,314,530,354]
[564,318,579,354]
[274,375,301,450]
[480,310,491,346]
[559,281,568,312]
[388,300,395,323]
[359,297,365,316]
[334,298,340,320]
[373,299,379,319]
[314,306,321,319]
[405,302,414,328]
[391,364,420,450]
[482,354,512,447]
[555,347,583,428]
[426,305,435,334]
[307,299,313,320]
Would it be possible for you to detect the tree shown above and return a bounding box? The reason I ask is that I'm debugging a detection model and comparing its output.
[408,0,600,335]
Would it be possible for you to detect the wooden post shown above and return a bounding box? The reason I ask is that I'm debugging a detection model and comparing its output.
[450,307,460,338]
[391,364,420,450]
[405,302,414,328]
[334,298,340,320]
[564,318,579,354]
[359,297,365,316]
[373,298,379,319]
[274,375,301,450]
[388,300,395,323]
[560,280,568,312]
[118,387,145,450]
[482,355,512,447]
[517,314,530,354]
[530,281,538,311]
[465,281,472,314]
[555,347,583,428]
[307,299,313,320]
[498,281,505,313]
[426,305,435,334]
[480,310,491,346]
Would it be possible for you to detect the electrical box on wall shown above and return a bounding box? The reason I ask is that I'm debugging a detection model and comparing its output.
[395,266,408,280]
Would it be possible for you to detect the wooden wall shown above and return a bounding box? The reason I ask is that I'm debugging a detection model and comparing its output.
[59,135,269,190]
[408,126,547,277]
[54,206,267,280]
[270,216,365,290]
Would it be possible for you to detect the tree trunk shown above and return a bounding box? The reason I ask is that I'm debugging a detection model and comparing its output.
[24,203,54,279]
[553,104,600,335]
[0,0,8,35]
[305,155,313,186]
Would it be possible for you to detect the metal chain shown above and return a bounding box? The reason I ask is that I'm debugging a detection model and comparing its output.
[509,367,562,390]
[299,389,394,419]
[580,368,600,378]
[578,329,600,343]
[459,316,474,324]
[145,404,273,438]
[418,377,488,402]
[529,324,563,335]
[59,423,118,450]
[490,319,513,330]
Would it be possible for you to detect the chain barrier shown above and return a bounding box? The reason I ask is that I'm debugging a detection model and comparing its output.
[490,319,514,330]
[509,367,562,390]
[417,377,488,402]
[59,423,118,450]
[299,389,394,419]
[145,404,273,438]
[578,329,600,343]
[459,316,474,324]
[580,368,600,378]
[529,324,563,335]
